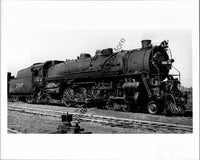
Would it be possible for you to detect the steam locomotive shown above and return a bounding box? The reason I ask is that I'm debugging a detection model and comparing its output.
[8,40,188,115]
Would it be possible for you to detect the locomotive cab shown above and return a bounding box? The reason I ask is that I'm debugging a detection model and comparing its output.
[31,63,44,87]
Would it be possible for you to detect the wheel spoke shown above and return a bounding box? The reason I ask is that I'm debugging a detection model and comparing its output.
[62,88,74,107]
[75,88,87,103]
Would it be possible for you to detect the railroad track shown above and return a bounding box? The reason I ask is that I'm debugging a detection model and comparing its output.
[8,106,192,133]
[8,128,23,134]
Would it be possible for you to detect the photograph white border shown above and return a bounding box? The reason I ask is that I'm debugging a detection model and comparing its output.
[1,0,199,160]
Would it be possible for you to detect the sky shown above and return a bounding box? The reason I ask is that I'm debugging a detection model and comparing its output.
[2,1,197,88]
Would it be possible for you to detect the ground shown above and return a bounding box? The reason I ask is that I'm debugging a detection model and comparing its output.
[8,102,192,134]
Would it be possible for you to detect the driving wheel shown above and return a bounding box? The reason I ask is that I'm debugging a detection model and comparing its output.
[62,88,74,107]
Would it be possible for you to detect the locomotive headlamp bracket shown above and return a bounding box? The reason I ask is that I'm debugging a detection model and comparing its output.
[161,59,174,65]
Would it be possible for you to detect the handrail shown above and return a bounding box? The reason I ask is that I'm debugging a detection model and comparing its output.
[172,66,181,82]
[171,66,181,89]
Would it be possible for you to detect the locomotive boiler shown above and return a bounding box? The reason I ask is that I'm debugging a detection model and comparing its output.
[8,40,187,115]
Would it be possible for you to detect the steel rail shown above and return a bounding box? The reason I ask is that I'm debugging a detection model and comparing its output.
[8,106,192,133]
[8,128,23,134]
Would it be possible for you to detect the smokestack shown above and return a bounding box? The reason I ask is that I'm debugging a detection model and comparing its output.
[141,40,152,48]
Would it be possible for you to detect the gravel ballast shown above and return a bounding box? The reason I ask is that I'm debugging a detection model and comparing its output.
[8,102,192,134]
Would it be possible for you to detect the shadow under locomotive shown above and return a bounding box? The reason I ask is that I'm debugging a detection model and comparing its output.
[8,40,189,116]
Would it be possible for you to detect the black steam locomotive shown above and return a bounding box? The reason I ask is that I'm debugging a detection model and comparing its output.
[8,40,187,115]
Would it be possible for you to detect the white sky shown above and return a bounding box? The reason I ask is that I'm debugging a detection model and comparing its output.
[2,1,195,87]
